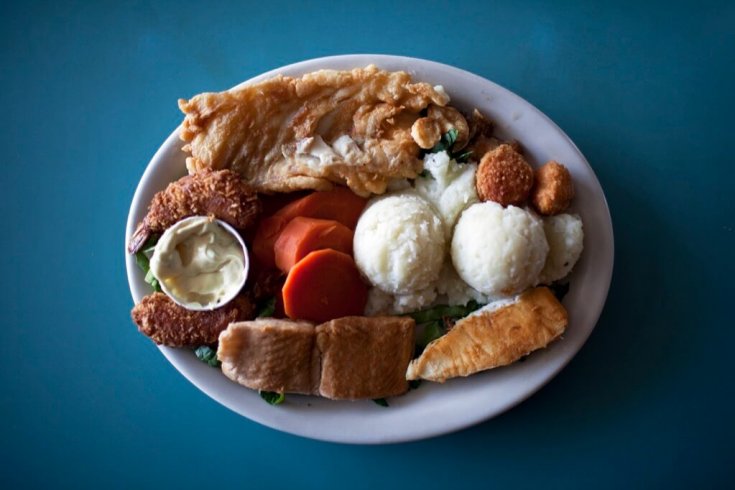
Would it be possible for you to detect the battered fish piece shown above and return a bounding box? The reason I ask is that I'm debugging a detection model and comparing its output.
[178,65,450,196]
[406,287,567,382]
[475,144,534,206]
[128,169,260,253]
[131,292,256,347]
[530,161,575,215]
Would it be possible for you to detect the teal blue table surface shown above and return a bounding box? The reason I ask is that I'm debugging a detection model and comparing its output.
[2,1,733,488]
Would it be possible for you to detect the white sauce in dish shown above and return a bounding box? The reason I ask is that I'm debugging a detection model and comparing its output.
[150,216,247,310]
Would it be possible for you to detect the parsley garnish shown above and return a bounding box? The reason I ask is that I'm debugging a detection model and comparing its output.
[260,391,285,405]
[373,398,389,407]
[194,345,221,368]
[256,297,276,318]
[134,234,162,292]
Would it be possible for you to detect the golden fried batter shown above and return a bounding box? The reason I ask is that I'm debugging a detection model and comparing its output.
[475,144,534,206]
[530,161,575,215]
[406,287,567,382]
[131,292,256,347]
[128,169,260,253]
[178,65,450,196]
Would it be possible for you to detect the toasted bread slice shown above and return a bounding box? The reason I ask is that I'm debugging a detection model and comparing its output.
[218,319,319,395]
[406,287,567,382]
[316,316,415,400]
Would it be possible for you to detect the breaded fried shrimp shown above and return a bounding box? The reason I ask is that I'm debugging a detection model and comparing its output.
[128,169,260,253]
[131,292,256,347]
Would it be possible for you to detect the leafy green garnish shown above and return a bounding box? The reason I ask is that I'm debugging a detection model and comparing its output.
[425,129,475,163]
[194,345,221,368]
[429,128,458,153]
[453,150,473,163]
[418,320,443,349]
[256,297,277,318]
[373,398,389,407]
[406,300,483,324]
[418,169,434,179]
[260,391,285,405]
[407,300,484,353]
[134,234,162,292]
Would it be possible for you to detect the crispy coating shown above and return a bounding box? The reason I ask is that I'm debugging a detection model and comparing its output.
[178,65,450,196]
[410,116,442,149]
[128,169,260,253]
[406,287,567,382]
[475,144,534,206]
[131,292,256,347]
[530,161,575,215]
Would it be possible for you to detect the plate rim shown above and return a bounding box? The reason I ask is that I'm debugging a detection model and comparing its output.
[125,53,615,444]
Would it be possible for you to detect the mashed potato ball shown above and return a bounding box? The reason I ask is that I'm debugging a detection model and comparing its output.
[539,214,584,284]
[451,202,548,295]
[354,192,445,295]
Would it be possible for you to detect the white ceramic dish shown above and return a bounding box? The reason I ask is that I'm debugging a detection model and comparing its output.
[125,54,614,444]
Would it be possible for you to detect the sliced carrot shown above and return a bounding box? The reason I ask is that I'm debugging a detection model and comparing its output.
[282,249,368,323]
[274,217,354,273]
[252,187,367,270]
[274,187,368,230]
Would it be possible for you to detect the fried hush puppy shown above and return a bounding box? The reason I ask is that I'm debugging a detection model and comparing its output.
[530,161,575,215]
[131,292,256,347]
[475,144,534,206]
[128,169,260,253]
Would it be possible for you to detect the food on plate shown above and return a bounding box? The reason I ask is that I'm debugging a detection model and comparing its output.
[128,169,260,254]
[451,201,548,296]
[353,192,445,295]
[539,214,584,284]
[129,64,588,405]
[411,105,469,150]
[252,187,367,269]
[131,292,255,347]
[406,287,567,382]
[218,316,415,399]
[282,249,368,323]
[530,161,575,215]
[475,144,534,206]
[178,65,450,196]
[317,316,415,399]
[273,217,353,274]
[218,319,319,394]
[150,216,247,310]
[414,151,478,239]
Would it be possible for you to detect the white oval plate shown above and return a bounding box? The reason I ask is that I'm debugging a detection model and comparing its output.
[125,55,614,444]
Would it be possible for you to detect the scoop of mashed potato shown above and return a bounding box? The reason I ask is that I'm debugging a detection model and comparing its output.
[539,213,584,283]
[354,192,446,295]
[452,202,548,295]
[414,151,478,239]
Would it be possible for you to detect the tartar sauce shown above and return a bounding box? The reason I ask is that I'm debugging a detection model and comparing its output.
[150,216,247,310]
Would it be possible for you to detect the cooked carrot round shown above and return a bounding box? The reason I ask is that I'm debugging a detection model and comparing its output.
[252,187,367,270]
[274,217,354,274]
[282,249,368,323]
[274,187,367,229]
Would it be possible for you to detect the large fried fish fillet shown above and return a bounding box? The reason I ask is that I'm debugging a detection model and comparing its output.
[178,65,449,196]
[406,287,567,382]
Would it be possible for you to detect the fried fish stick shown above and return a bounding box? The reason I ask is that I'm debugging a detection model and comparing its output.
[128,169,260,253]
[131,292,256,347]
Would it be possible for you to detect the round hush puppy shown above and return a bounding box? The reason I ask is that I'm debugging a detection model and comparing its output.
[475,144,534,206]
[530,161,575,215]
